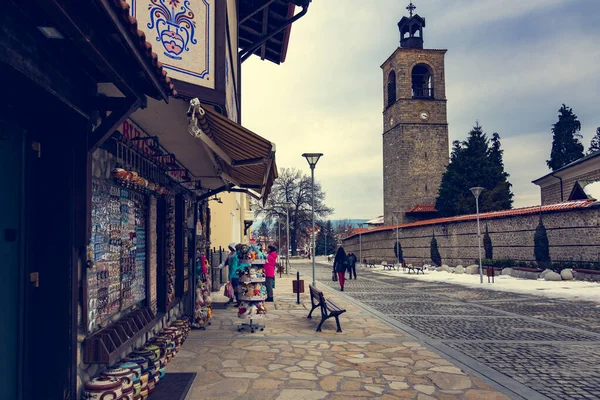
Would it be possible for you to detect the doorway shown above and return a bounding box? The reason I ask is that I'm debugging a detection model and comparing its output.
[0,119,24,400]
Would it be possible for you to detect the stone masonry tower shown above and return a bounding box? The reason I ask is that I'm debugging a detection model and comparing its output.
[381,2,449,225]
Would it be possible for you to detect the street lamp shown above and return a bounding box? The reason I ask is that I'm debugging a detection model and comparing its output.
[392,211,402,267]
[302,153,323,287]
[470,186,484,284]
[284,202,292,275]
[358,222,365,268]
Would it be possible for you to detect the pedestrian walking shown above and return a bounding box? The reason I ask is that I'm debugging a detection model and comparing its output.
[264,245,277,302]
[229,244,244,304]
[220,242,237,303]
[333,246,348,291]
[347,251,357,280]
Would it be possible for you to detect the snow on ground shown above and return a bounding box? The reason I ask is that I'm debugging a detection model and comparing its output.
[313,257,600,304]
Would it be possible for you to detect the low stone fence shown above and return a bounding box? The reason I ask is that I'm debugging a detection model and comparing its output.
[343,205,600,268]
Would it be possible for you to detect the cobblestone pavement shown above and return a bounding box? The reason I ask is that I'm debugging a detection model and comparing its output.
[292,260,600,400]
[171,272,511,400]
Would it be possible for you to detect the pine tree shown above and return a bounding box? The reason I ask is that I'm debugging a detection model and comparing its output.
[483,224,493,260]
[547,104,584,171]
[534,219,551,269]
[589,127,600,154]
[430,233,442,266]
[436,123,513,217]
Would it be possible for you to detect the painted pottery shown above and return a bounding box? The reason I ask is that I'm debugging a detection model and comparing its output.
[119,362,141,382]
[158,368,166,380]
[159,357,167,368]
[122,356,149,371]
[132,380,141,397]
[83,376,123,400]
[147,375,155,393]
[143,345,161,360]
[122,384,135,400]
[102,367,135,390]
[139,371,150,389]
[140,387,149,400]
[130,349,156,363]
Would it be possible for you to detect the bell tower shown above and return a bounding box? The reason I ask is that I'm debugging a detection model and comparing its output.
[381,2,449,226]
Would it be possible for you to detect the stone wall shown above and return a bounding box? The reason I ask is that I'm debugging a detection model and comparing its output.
[343,206,600,266]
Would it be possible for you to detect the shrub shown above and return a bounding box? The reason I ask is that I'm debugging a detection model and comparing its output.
[430,233,442,267]
[534,220,551,269]
[394,241,404,263]
[483,225,493,260]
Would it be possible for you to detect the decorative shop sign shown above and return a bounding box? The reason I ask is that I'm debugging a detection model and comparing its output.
[127,0,215,88]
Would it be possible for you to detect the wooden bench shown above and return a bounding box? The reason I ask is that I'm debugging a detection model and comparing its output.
[382,260,397,271]
[307,285,347,332]
[406,264,425,274]
[364,259,376,268]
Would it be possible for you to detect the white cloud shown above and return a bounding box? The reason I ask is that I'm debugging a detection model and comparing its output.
[241,0,600,219]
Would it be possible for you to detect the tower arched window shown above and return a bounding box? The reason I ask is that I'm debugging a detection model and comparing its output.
[387,70,397,107]
[412,64,433,99]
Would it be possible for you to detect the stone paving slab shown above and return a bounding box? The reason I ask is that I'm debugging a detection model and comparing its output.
[446,342,600,400]
[295,261,600,399]
[171,274,511,400]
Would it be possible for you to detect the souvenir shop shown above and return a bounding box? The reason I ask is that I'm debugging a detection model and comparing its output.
[79,118,216,398]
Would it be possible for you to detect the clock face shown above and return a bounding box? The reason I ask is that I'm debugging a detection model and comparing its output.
[419,111,429,121]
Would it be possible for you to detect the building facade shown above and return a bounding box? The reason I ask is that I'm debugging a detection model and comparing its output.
[533,151,600,205]
[381,5,449,225]
[0,0,310,399]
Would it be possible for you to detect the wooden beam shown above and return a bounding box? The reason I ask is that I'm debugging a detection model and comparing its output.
[260,5,269,60]
[96,0,170,101]
[88,98,141,153]
[0,3,90,117]
[239,0,277,25]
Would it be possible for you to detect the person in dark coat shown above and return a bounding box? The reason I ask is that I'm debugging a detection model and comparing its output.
[333,246,348,291]
[347,251,357,280]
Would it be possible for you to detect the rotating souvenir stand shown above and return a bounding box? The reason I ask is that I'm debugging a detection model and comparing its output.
[237,259,267,333]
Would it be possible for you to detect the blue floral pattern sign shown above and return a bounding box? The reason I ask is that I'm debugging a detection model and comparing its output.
[128,0,214,88]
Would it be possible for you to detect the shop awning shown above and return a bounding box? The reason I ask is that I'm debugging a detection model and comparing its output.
[188,99,278,201]
[121,95,277,202]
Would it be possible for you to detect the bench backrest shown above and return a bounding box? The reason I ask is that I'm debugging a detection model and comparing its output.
[309,285,323,300]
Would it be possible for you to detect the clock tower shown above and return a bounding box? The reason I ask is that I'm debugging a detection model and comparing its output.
[381,2,449,225]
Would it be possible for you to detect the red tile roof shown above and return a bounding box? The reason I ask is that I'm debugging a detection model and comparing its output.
[345,200,597,239]
[110,0,176,97]
[406,204,437,213]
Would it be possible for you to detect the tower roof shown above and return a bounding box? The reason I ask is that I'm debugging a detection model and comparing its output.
[397,2,425,49]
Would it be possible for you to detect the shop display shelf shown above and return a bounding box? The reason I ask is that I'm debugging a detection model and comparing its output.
[240,295,267,301]
[240,277,266,283]
[83,307,158,365]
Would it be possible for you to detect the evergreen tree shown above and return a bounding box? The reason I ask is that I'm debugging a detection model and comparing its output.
[324,220,336,255]
[547,104,584,170]
[483,224,493,260]
[534,219,551,269]
[430,233,442,266]
[436,123,513,217]
[315,222,326,256]
[394,241,404,263]
[589,127,600,154]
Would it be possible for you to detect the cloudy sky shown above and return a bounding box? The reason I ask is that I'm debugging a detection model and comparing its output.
[241,0,600,219]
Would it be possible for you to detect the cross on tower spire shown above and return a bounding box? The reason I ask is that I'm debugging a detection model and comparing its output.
[406,1,416,17]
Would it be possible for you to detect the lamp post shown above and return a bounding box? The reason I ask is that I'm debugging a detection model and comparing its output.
[302,153,323,287]
[392,211,402,267]
[284,202,292,275]
[470,187,485,284]
[358,222,365,268]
